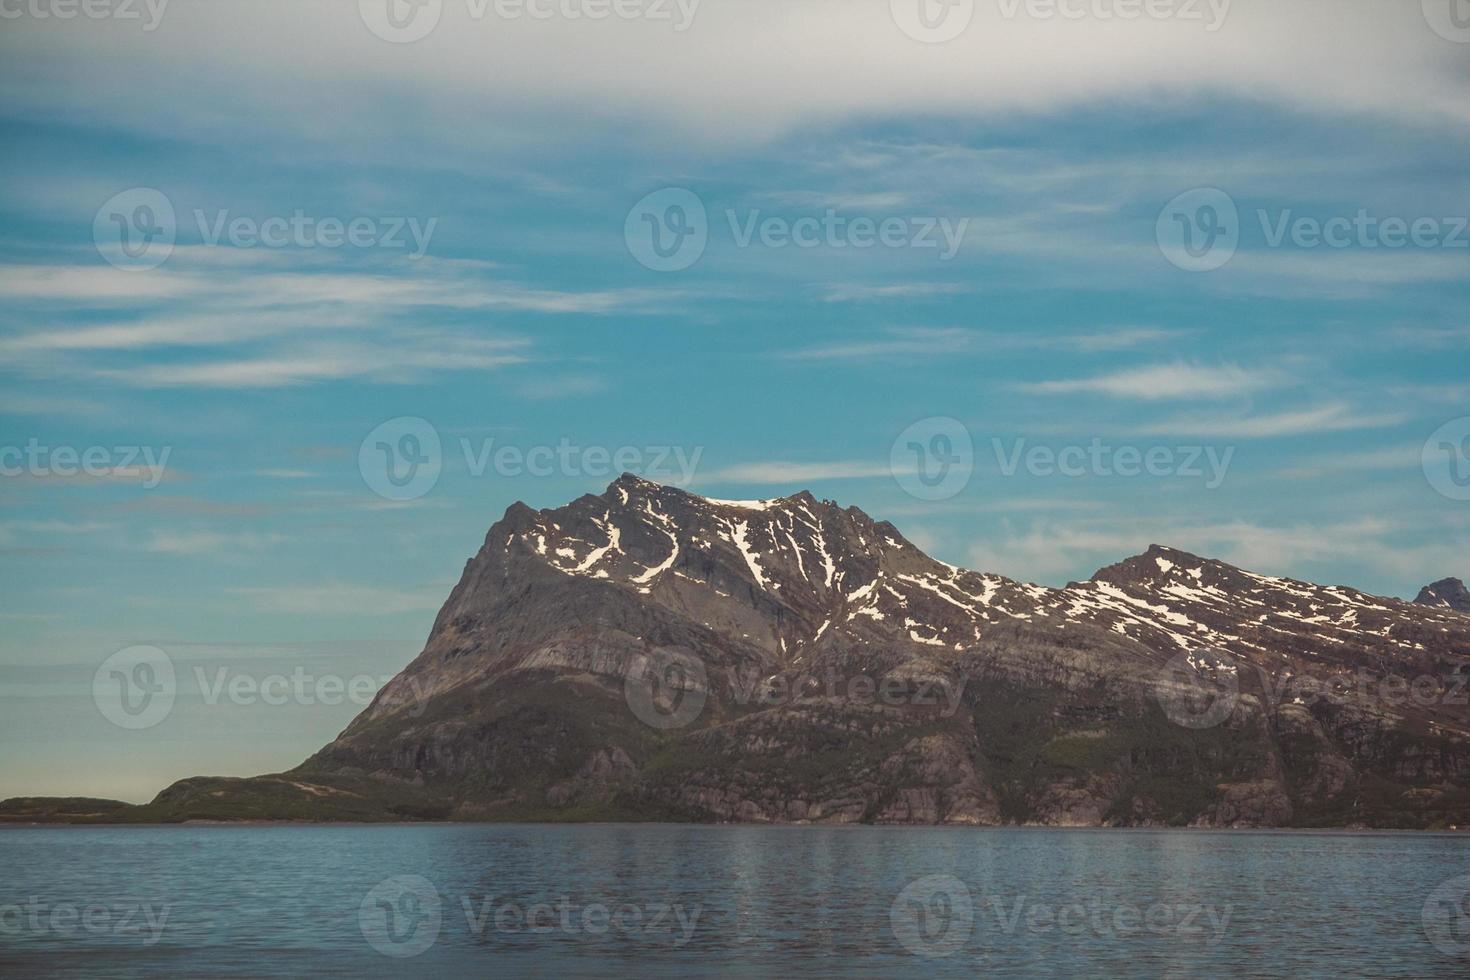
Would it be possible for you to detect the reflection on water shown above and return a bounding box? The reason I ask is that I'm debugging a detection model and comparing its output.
[0,824,1466,978]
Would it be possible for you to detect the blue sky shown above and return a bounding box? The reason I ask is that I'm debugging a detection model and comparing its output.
[1,0,1467,800]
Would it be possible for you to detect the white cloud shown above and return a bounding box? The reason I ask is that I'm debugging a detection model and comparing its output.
[1018,362,1273,400]
[5,1,1466,146]
[145,530,288,555]
[779,327,974,361]
[819,282,972,303]
[699,461,894,484]
[1133,402,1408,438]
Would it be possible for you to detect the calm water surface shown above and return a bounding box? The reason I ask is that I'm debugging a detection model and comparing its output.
[2,824,1468,978]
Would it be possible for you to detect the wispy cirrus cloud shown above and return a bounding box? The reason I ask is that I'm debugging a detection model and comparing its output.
[0,251,679,389]
[225,583,443,616]
[778,327,973,361]
[818,282,972,303]
[85,335,529,389]
[1017,362,1275,400]
[779,326,1181,362]
[145,530,287,555]
[1131,402,1408,438]
[698,461,893,484]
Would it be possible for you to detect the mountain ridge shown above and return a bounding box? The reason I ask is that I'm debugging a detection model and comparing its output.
[8,475,1469,828]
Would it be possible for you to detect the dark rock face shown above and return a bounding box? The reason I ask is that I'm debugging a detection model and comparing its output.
[1417,578,1470,614]
[162,476,1470,827]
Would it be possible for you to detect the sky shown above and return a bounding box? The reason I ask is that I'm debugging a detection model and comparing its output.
[0,0,1467,801]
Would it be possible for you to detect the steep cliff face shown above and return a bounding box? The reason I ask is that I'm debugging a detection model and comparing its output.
[151,475,1470,827]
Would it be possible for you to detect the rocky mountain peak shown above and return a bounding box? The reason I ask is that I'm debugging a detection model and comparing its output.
[398,478,1470,734]
[1417,577,1470,613]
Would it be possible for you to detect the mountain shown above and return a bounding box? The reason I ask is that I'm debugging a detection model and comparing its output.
[1417,578,1470,614]
[16,476,1470,828]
